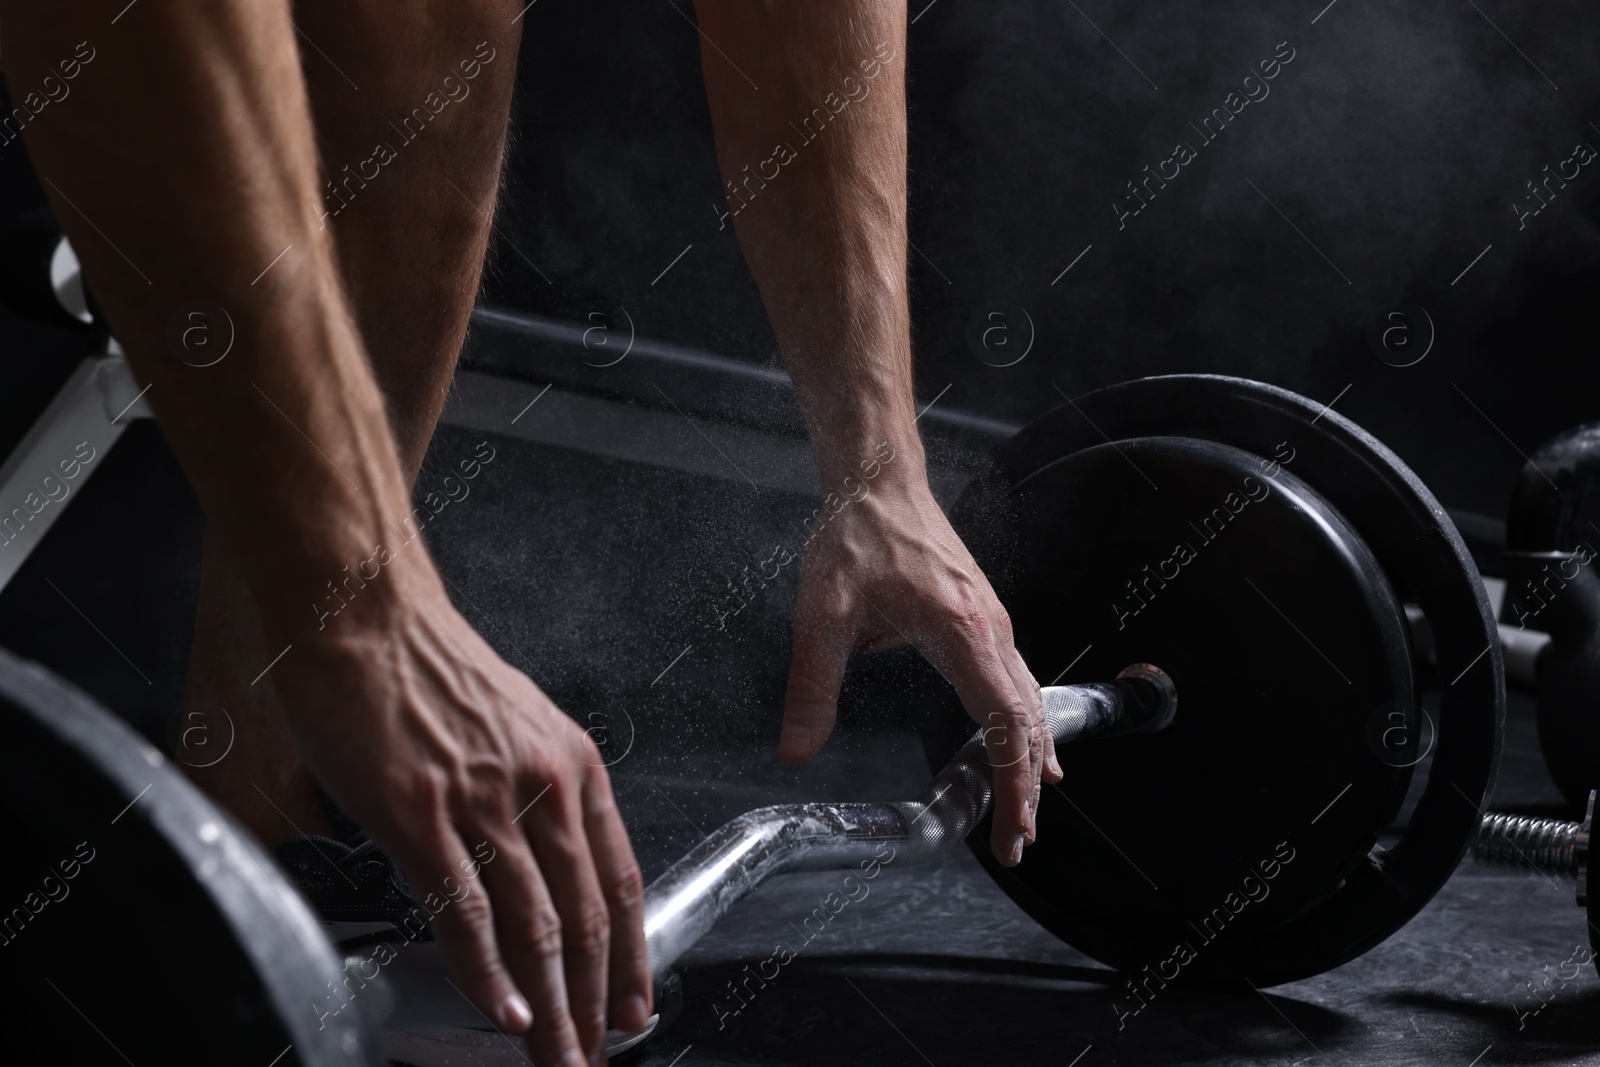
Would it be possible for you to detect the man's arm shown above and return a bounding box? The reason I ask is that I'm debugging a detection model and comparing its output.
[0,5,650,1061]
[694,0,1061,866]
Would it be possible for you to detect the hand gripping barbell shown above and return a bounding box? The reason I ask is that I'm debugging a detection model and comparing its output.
[366,666,1178,1061]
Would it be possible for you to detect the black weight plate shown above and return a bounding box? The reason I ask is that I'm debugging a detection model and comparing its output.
[937,374,1502,987]
[1000,436,1416,966]
[0,648,377,1066]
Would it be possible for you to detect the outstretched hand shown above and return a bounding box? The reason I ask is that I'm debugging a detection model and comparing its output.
[780,460,1063,866]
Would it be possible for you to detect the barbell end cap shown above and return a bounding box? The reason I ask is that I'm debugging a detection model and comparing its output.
[1116,662,1178,734]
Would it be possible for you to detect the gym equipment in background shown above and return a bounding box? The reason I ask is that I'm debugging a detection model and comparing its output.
[0,646,377,1066]
[1473,789,1597,971]
[1503,421,1600,813]
[0,221,152,594]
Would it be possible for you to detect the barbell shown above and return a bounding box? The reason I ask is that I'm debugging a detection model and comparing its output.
[0,374,1551,1065]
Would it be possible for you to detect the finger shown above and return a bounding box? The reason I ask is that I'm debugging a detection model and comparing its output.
[1017,643,1068,783]
[1039,670,1063,786]
[471,827,587,1067]
[998,639,1049,838]
[782,574,856,763]
[981,706,1036,865]
[985,600,1046,839]
[524,777,612,1065]
[1004,659,1043,844]
[581,763,654,1033]
[919,605,1034,866]
[395,829,534,1037]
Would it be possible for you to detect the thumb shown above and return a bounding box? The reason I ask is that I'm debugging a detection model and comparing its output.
[781,575,856,763]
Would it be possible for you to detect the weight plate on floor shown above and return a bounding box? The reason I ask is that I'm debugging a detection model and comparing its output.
[933,375,1502,987]
[0,648,376,1065]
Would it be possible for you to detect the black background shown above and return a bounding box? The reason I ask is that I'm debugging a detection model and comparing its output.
[487,0,1600,516]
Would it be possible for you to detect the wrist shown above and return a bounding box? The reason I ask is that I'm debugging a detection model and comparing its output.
[250,519,449,649]
[813,427,927,496]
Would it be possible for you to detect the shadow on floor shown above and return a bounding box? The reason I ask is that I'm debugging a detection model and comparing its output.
[653,952,1357,1066]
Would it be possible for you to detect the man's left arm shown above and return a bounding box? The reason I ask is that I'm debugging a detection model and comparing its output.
[694,0,1060,867]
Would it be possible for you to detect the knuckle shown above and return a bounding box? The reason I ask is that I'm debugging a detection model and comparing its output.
[549,777,580,814]
[449,888,495,932]
[457,776,516,822]
[991,606,1017,645]
[991,705,1030,736]
[522,910,565,961]
[570,907,611,957]
[387,767,450,821]
[943,593,992,642]
[607,861,646,917]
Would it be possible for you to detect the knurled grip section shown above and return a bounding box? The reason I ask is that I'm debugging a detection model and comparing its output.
[1475,813,1582,874]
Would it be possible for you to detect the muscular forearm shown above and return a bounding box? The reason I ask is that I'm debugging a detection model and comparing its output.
[698,5,1056,863]
[695,0,918,482]
[1,4,426,634]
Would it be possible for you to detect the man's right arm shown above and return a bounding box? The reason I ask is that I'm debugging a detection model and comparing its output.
[0,5,651,1062]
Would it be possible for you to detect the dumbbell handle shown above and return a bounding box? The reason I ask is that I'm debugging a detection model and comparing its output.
[640,664,1177,981]
[1473,790,1594,904]
[1473,791,1599,979]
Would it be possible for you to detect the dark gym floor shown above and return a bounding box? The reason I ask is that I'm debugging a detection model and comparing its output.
[5,373,1591,1067]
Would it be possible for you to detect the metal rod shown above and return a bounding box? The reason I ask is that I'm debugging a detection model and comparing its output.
[1475,813,1584,875]
[641,664,1177,980]
[1473,790,1593,908]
